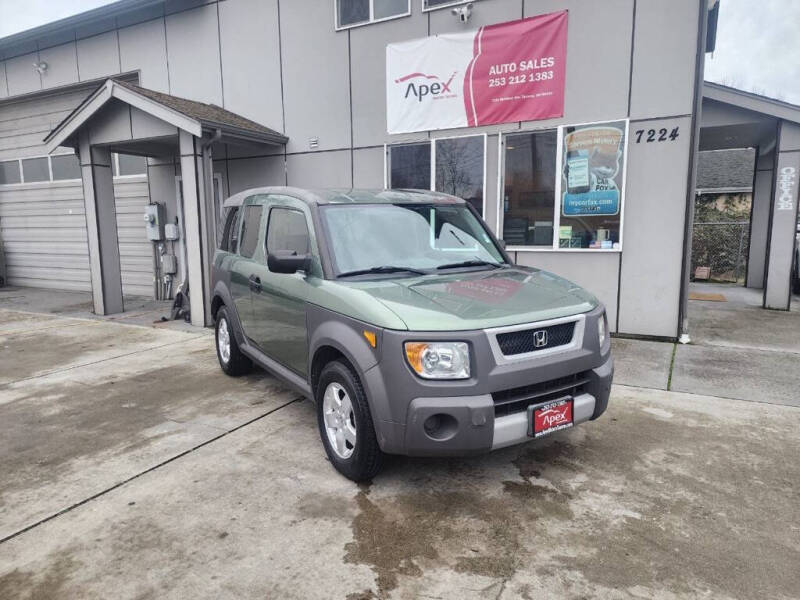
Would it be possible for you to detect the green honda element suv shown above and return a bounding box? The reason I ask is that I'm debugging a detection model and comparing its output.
[211,188,613,481]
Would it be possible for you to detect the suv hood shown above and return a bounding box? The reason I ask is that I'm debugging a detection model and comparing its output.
[346,266,598,331]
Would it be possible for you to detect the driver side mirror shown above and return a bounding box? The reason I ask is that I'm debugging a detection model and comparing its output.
[267,251,312,274]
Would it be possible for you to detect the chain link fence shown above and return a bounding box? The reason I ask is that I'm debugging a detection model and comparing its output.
[691,221,750,283]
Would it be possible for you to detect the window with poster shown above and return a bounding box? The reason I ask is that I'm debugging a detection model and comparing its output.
[499,120,627,251]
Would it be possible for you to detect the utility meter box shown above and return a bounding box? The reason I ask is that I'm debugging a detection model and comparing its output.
[164,223,180,241]
[144,204,165,241]
[161,254,177,274]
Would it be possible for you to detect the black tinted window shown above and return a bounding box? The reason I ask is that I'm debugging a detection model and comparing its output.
[267,208,310,255]
[239,204,263,258]
[220,207,240,252]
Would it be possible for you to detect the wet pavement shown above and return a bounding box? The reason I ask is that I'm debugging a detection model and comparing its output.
[0,299,799,599]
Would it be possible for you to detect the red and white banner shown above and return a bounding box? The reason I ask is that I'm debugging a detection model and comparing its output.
[386,11,567,134]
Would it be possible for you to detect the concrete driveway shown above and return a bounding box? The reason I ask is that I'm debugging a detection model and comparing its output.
[1,307,799,600]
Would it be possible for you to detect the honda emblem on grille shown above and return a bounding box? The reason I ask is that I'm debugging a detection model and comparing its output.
[533,330,548,348]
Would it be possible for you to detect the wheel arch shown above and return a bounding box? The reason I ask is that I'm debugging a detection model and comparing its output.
[211,282,246,345]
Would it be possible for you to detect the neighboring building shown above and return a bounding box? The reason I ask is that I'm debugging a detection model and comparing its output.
[700,83,800,308]
[697,148,755,197]
[692,148,755,284]
[0,0,777,339]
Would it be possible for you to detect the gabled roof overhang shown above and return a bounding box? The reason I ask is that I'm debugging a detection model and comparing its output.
[44,78,288,153]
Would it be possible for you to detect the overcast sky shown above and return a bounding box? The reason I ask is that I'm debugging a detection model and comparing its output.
[0,0,798,105]
[704,0,800,104]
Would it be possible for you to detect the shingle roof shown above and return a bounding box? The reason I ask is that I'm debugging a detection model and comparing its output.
[697,148,755,191]
[113,79,285,140]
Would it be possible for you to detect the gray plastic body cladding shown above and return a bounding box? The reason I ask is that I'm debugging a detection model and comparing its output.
[366,305,611,455]
[306,304,381,391]
[211,280,247,346]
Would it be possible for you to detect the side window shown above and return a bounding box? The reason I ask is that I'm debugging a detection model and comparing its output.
[266,208,310,256]
[220,207,241,252]
[238,204,263,259]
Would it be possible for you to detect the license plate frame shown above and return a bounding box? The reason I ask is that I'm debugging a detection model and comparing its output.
[528,397,574,438]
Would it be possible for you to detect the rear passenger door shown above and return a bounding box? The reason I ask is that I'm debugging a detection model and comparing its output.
[250,197,316,375]
[229,196,266,339]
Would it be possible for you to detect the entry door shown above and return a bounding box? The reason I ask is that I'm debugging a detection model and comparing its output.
[250,200,314,376]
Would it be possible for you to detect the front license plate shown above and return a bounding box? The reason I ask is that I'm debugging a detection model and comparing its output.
[529,398,573,438]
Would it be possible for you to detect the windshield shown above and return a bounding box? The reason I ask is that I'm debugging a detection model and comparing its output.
[321,203,505,276]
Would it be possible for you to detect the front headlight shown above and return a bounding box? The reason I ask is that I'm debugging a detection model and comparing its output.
[598,314,607,347]
[404,341,470,379]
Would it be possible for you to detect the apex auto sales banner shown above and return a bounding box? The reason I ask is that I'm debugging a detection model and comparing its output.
[386,11,567,134]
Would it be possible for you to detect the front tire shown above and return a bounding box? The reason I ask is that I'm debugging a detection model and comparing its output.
[316,360,382,482]
[215,306,253,376]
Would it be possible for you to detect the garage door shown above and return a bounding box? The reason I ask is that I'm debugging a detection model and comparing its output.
[0,85,154,297]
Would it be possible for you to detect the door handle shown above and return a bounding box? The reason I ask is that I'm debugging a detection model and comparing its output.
[248,275,262,293]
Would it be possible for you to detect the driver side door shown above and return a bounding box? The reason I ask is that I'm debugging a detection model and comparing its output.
[249,197,316,376]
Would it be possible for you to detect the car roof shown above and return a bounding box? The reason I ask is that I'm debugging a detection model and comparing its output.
[222,187,464,208]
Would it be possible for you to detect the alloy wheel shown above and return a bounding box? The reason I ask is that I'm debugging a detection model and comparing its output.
[322,382,357,459]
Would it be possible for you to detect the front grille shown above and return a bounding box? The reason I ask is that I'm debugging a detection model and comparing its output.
[492,371,590,417]
[495,321,575,356]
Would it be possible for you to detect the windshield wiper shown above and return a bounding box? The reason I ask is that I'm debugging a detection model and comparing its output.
[436,259,506,270]
[338,265,428,278]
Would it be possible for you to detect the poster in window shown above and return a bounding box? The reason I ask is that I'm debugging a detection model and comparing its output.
[561,122,626,219]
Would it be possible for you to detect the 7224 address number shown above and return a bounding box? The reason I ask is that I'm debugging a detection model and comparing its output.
[634,127,679,143]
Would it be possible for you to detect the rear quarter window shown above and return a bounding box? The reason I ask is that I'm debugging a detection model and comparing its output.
[220,207,241,252]
[238,205,264,259]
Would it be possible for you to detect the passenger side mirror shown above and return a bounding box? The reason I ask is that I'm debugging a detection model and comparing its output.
[267,251,311,274]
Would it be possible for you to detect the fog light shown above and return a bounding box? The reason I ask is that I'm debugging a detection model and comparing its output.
[422,413,458,441]
[424,414,442,435]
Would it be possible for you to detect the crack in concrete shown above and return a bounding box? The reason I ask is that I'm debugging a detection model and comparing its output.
[0,396,302,546]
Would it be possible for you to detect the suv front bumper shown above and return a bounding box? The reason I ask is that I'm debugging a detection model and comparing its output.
[402,353,612,456]
[362,305,613,456]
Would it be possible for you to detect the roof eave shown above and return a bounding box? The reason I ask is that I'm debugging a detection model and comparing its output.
[44,78,203,153]
[201,122,288,146]
[703,82,800,125]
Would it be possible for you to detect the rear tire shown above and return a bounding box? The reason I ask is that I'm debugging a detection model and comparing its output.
[215,306,253,376]
[316,360,382,482]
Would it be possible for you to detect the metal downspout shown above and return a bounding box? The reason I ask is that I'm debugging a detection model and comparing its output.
[677,0,711,344]
[200,129,222,324]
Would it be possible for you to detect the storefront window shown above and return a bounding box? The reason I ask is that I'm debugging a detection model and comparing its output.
[434,135,484,217]
[501,130,558,246]
[559,120,626,249]
[389,142,430,190]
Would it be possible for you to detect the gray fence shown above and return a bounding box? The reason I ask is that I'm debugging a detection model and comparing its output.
[691,221,750,283]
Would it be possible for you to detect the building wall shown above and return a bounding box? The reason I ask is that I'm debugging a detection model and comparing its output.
[0,0,704,337]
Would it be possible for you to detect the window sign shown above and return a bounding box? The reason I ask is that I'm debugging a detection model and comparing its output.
[559,120,626,249]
